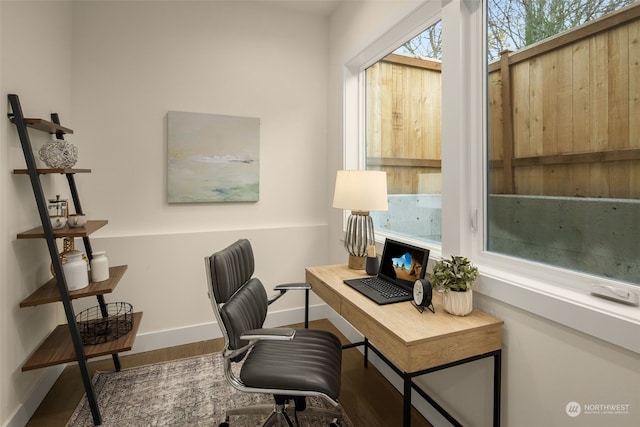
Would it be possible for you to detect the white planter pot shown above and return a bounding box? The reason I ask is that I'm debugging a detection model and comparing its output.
[442,289,473,316]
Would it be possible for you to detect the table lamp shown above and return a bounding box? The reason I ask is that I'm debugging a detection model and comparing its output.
[333,170,388,270]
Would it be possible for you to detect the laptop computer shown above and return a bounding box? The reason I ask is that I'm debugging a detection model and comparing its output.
[343,238,430,305]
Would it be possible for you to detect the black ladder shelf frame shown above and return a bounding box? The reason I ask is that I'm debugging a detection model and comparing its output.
[8,93,119,426]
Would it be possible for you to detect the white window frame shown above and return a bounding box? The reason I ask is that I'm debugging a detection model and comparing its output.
[470,0,640,354]
[344,0,640,353]
[343,0,444,258]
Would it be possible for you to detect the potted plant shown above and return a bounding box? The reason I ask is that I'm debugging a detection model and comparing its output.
[430,255,479,316]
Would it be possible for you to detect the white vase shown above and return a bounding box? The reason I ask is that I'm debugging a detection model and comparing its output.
[62,252,89,291]
[90,251,110,282]
[442,289,473,316]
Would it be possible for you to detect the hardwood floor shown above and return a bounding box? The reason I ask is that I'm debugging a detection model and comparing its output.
[26,319,432,427]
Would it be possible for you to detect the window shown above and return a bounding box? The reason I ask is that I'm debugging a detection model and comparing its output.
[366,21,443,245]
[486,0,640,286]
[343,0,639,356]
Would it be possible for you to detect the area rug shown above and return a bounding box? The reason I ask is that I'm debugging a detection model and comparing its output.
[67,352,352,427]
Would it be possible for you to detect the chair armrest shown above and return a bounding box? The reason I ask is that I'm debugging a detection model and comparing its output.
[268,282,311,329]
[268,282,312,305]
[274,282,312,291]
[226,328,296,359]
[241,328,296,341]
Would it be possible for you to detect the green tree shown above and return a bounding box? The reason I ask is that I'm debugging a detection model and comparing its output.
[396,21,442,60]
[394,0,635,61]
[487,0,636,60]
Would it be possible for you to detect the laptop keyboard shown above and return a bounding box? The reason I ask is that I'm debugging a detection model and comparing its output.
[362,277,410,299]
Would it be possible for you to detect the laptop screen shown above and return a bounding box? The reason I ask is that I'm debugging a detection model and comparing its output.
[378,239,430,288]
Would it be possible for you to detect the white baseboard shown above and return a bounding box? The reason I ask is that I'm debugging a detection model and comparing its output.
[9,303,447,427]
[133,303,449,426]
[4,365,64,427]
[131,303,453,426]
[130,303,330,354]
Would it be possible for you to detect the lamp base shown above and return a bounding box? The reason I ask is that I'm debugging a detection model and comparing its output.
[348,255,366,270]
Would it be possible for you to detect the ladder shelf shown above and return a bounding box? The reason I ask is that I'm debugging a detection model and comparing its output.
[8,93,141,426]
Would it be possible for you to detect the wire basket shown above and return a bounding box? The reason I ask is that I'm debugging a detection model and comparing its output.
[76,302,133,345]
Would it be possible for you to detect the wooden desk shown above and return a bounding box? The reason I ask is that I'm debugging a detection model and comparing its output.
[306,264,503,427]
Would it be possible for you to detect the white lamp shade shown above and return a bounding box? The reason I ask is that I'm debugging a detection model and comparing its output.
[333,170,388,211]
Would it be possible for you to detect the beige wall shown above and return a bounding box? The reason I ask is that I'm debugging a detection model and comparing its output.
[2,1,330,425]
[3,1,638,426]
[1,1,73,424]
[67,0,331,332]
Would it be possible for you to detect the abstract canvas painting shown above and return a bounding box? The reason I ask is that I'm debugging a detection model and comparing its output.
[167,111,260,203]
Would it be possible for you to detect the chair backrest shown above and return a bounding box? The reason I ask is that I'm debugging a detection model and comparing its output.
[205,239,269,358]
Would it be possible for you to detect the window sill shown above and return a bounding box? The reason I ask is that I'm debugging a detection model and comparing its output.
[475,264,640,354]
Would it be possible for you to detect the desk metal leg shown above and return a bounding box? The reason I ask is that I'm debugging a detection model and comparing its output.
[364,337,369,368]
[403,374,412,427]
[493,350,502,427]
[340,338,368,368]
[304,289,309,328]
[340,338,501,426]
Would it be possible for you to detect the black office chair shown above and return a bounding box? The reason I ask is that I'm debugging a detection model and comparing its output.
[205,239,344,427]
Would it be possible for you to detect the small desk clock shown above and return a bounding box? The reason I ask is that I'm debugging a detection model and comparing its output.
[412,278,435,313]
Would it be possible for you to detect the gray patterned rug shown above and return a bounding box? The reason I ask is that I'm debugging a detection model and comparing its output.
[67,352,351,427]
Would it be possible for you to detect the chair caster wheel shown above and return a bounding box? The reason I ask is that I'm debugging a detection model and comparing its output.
[219,422,229,427]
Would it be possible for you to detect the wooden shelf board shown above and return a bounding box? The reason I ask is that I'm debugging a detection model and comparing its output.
[10,117,74,134]
[22,312,143,371]
[20,265,128,308]
[17,220,108,239]
[13,168,91,175]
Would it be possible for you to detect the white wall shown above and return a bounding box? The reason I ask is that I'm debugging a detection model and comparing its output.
[328,1,640,427]
[67,0,331,333]
[2,1,330,426]
[70,0,330,237]
[3,1,638,427]
[1,2,73,425]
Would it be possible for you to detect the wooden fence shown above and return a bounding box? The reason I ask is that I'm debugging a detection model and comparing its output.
[488,2,640,199]
[366,3,639,199]
[366,54,442,194]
